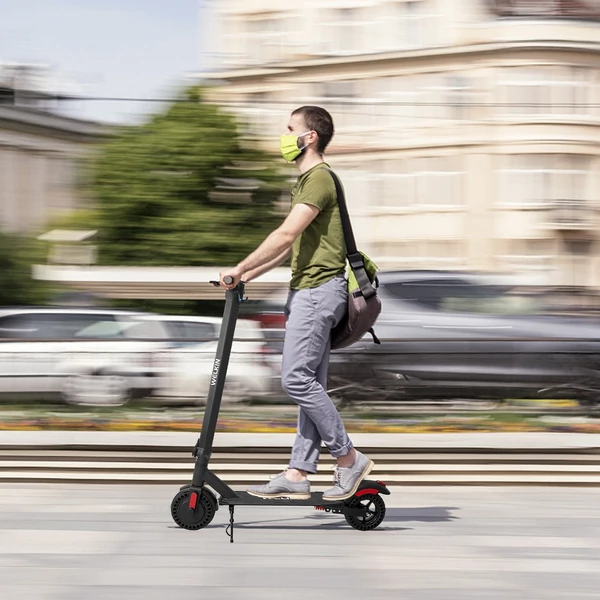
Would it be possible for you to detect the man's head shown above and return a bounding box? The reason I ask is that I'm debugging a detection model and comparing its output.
[287,106,335,156]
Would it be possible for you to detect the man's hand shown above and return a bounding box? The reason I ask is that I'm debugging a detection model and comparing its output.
[219,267,243,290]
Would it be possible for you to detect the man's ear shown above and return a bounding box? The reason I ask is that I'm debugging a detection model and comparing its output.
[307,130,318,147]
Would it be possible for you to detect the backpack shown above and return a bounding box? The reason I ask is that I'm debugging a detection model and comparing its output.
[326,170,382,350]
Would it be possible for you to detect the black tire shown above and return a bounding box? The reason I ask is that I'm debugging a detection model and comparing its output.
[62,373,131,407]
[171,488,217,531]
[345,493,386,531]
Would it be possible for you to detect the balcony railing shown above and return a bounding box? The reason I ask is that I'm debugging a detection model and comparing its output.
[489,0,600,19]
[546,200,595,230]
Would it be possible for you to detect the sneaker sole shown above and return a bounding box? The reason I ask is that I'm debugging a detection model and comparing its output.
[246,490,311,500]
[321,459,375,502]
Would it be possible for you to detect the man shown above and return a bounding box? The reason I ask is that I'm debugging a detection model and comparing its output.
[219,106,373,501]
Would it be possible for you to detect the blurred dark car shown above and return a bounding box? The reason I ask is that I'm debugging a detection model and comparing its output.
[327,271,600,405]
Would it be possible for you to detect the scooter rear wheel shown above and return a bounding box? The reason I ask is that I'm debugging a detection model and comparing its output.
[345,493,386,531]
[171,488,217,531]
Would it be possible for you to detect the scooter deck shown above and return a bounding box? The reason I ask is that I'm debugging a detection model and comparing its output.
[219,491,341,507]
[218,479,385,507]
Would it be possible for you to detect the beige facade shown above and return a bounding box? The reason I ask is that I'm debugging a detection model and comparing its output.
[202,0,600,288]
[0,105,105,233]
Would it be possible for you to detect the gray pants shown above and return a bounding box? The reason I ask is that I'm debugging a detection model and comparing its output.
[282,274,353,474]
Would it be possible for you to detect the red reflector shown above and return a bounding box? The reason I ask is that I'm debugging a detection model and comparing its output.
[376,480,387,487]
[356,488,379,497]
[189,492,198,509]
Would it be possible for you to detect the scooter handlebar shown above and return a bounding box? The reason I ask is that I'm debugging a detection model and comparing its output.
[209,275,235,287]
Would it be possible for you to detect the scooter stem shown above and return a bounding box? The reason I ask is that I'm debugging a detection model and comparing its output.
[191,281,245,487]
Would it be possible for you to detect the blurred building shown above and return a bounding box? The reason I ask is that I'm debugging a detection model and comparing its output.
[202,0,600,288]
[0,64,106,232]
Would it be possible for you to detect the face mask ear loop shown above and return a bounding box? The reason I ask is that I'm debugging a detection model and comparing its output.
[297,131,312,152]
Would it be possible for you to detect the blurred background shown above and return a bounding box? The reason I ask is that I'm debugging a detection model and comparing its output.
[1,0,600,422]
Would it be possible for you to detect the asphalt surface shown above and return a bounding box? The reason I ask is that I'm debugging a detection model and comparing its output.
[2,430,599,449]
[1,484,600,599]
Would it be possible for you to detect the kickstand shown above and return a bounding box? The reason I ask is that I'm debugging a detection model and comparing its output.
[225,505,235,543]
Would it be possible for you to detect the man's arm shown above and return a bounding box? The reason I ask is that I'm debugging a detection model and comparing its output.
[219,203,319,288]
[242,247,291,283]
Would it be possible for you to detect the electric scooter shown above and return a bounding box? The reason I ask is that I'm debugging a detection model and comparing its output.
[170,277,390,542]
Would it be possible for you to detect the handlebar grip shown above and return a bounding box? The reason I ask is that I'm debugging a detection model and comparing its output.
[223,275,234,285]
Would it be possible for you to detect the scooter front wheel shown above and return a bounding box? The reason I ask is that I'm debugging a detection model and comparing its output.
[171,488,217,531]
[345,493,386,531]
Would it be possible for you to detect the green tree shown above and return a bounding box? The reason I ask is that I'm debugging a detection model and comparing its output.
[87,87,285,268]
[0,232,51,306]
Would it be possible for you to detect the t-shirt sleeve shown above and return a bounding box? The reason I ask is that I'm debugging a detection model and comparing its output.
[292,169,337,212]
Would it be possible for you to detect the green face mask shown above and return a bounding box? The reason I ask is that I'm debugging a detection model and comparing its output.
[280,131,311,162]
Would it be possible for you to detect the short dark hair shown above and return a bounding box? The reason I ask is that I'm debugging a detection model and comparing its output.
[291,106,335,154]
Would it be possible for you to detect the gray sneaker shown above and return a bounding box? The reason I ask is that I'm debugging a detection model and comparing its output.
[322,452,374,502]
[246,471,311,500]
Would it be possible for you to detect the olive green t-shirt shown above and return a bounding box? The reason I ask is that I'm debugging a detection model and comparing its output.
[289,162,346,290]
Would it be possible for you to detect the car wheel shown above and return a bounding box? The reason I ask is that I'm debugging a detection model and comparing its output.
[222,377,252,405]
[62,373,132,407]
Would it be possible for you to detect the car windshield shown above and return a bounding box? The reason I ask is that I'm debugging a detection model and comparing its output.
[75,319,166,340]
[384,280,542,315]
[440,292,540,315]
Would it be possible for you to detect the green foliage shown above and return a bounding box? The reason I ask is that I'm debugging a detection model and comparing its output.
[0,232,52,306]
[85,87,285,268]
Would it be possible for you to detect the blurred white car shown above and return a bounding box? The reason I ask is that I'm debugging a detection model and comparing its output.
[0,308,165,406]
[0,308,275,406]
[147,316,275,404]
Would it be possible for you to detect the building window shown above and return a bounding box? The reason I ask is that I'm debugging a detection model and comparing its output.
[419,73,475,121]
[417,156,464,207]
[374,75,422,129]
[378,0,434,51]
[378,156,464,207]
[318,80,360,131]
[318,7,367,55]
[321,80,357,99]
[373,240,464,268]
[338,8,361,54]
[233,92,288,137]
[498,239,556,273]
[498,155,591,207]
[445,75,471,120]
[497,66,597,118]
[241,14,288,64]
[402,0,425,49]
[374,71,477,126]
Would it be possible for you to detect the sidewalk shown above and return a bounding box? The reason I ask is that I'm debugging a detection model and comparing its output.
[2,430,599,450]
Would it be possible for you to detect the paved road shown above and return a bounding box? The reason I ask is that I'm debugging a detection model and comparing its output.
[3,430,599,449]
[1,484,599,600]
